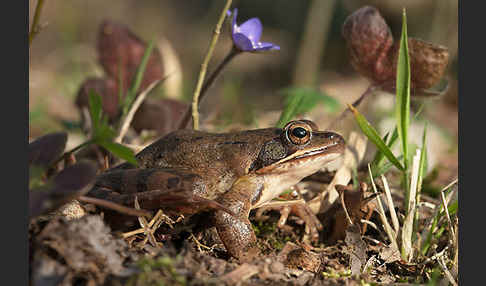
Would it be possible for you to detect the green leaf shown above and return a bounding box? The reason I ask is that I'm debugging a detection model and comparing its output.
[88,90,103,131]
[98,141,138,166]
[417,122,428,190]
[395,9,411,171]
[122,37,156,116]
[349,104,404,171]
[276,87,340,128]
[372,127,400,170]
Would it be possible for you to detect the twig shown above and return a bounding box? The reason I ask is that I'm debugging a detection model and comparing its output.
[339,191,353,226]
[115,79,161,143]
[178,48,239,130]
[190,0,233,130]
[29,0,46,46]
[438,255,458,286]
[327,84,377,130]
[78,195,151,217]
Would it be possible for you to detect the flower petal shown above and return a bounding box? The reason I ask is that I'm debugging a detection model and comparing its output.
[231,8,238,33]
[253,42,280,51]
[238,18,263,42]
[232,33,254,51]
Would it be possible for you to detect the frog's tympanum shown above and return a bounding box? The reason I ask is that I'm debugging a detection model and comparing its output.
[88,120,345,261]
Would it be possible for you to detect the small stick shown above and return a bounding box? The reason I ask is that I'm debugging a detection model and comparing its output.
[190,0,233,130]
[78,195,151,217]
[339,190,354,226]
[115,79,161,143]
[327,84,377,130]
[29,0,47,46]
[438,255,458,286]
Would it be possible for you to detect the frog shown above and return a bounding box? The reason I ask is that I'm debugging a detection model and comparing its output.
[87,120,345,261]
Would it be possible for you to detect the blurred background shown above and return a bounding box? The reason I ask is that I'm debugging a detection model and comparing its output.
[29,0,458,189]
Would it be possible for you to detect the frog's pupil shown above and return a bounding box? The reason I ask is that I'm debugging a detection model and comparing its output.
[292,127,307,138]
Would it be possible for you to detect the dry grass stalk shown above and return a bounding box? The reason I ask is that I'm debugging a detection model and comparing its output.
[367,164,398,250]
[419,178,458,249]
[438,255,458,286]
[115,79,161,144]
[134,197,158,247]
[401,148,421,262]
[381,175,399,236]
[440,187,456,247]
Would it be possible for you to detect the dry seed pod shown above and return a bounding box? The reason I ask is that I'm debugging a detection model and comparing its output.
[97,20,164,93]
[342,6,394,85]
[392,38,449,91]
[343,6,449,96]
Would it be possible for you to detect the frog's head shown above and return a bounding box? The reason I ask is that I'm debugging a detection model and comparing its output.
[251,120,345,176]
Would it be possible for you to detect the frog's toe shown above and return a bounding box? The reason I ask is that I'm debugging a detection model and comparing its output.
[255,200,323,241]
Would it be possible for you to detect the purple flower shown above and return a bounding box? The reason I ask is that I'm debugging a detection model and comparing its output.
[227,8,280,52]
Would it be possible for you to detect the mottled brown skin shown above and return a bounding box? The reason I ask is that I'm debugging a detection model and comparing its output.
[88,120,345,261]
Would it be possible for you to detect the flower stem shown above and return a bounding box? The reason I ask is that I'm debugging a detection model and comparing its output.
[29,0,47,47]
[178,47,239,130]
[186,0,233,130]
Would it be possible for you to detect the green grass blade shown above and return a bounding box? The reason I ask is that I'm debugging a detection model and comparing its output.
[88,90,103,131]
[349,104,404,171]
[417,122,428,190]
[122,37,156,116]
[395,9,411,171]
[276,87,340,128]
[98,141,138,166]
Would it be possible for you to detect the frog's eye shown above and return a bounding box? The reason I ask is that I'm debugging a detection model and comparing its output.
[285,122,312,145]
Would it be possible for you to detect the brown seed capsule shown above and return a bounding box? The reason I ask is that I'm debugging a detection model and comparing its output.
[342,6,394,85]
[97,20,164,93]
[342,6,449,96]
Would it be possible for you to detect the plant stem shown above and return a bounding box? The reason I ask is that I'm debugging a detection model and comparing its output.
[187,0,233,130]
[52,139,94,166]
[327,84,377,130]
[29,0,46,46]
[178,47,239,130]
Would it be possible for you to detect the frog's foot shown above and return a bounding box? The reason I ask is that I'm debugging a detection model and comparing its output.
[255,199,323,241]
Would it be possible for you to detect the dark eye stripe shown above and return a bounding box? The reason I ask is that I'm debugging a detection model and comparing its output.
[292,127,307,138]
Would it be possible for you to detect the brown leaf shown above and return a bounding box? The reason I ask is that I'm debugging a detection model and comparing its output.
[97,20,164,93]
[319,183,375,244]
[75,77,120,122]
[344,224,367,276]
[29,132,67,169]
[132,97,190,136]
[30,161,98,218]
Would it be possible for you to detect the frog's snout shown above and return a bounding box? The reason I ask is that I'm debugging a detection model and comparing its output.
[324,131,345,153]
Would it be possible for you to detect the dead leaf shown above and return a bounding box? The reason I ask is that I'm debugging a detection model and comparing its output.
[344,224,367,276]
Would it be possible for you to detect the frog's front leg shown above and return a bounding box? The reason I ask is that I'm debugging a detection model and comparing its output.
[213,176,263,262]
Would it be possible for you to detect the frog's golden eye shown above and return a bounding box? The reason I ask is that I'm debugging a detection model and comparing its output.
[285,122,312,145]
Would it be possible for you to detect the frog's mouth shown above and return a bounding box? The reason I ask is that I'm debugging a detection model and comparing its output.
[256,143,343,174]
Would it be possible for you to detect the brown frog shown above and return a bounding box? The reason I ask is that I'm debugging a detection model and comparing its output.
[87,120,345,261]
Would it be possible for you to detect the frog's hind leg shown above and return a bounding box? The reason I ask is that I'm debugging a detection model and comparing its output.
[213,176,262,262]
[88,168,234,215]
